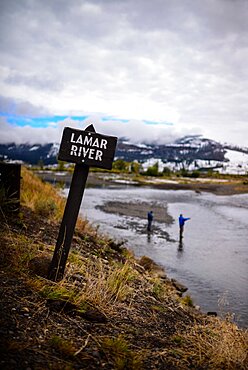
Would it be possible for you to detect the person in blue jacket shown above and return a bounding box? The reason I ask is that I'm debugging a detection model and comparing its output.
[179,214,190,241]
[147,211,153,232]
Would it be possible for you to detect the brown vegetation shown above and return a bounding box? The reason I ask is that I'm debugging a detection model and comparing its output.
[0,167,247,369]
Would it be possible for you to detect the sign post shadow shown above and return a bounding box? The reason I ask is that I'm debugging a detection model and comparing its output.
[48,124,117,281]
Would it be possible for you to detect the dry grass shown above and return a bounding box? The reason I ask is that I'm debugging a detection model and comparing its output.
[32,258,140,315]
[21,167,66,221]
[0,228,43,271]
[21,167,94,234]
[162,317,248,369]
[75,259,138,310]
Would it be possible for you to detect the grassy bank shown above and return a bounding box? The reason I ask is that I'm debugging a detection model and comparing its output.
[0,167,247,369]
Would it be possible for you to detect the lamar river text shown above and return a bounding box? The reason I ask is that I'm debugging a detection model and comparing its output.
[70,132,108,162]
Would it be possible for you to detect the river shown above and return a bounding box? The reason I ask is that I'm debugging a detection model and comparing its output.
[64,185,248,328]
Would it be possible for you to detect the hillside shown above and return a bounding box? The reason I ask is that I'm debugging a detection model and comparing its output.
[0,168,247,369]
[1,135,248,174]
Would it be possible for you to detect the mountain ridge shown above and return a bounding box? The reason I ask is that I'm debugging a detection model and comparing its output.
[1,135,248,174]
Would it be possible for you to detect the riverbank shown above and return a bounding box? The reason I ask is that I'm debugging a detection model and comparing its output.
[88,172,248,195]
[1,168,247,369]
[36,170,248,196]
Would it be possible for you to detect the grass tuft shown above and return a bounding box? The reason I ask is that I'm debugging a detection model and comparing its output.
[180,294,194,307]
[101,335,143,370]
[49,335,77,358]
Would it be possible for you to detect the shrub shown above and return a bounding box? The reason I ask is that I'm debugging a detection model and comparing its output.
[112,159,129,172]
[190,170,200,178]
[181,294,194,307]
[130,161,140,174]
[146,162,159,176]
[163,166,171,176]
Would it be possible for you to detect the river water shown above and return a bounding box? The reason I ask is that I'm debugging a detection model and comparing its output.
[65,185,248,328]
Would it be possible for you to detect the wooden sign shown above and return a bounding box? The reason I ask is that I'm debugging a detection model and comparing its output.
[58,127,117,170]
[48,124,117,281]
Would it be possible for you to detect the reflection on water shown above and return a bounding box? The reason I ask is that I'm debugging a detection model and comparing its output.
[64,186,248,328]
[178,240,184,252]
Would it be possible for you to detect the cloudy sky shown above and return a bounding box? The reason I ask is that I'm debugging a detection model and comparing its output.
[0,0,247,146]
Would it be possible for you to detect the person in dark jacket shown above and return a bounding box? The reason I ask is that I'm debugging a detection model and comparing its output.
[179,214,190,241]
[147,211,153,232]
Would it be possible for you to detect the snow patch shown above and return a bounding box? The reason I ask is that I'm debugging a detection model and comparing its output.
[29,146,40,151]
[47,143,60,158]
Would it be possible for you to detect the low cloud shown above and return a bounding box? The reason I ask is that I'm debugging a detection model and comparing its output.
[0,96,200,145]
[0,118,60,145]
[0,114,200,146]
[5,73,63,92]
[0,95,49,116]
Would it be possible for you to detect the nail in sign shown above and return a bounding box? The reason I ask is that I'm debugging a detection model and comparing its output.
[58,127,117,170]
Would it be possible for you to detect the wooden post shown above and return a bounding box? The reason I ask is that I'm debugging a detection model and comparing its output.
[48,124,117,281]
[48,125,93,281]
[0,162,21,213]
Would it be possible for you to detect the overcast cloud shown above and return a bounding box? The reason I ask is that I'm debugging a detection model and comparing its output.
[0,0,247,146]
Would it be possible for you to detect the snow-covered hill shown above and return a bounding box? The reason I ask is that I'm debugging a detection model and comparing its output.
[0,135,247,174]
[220,149,248,174]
